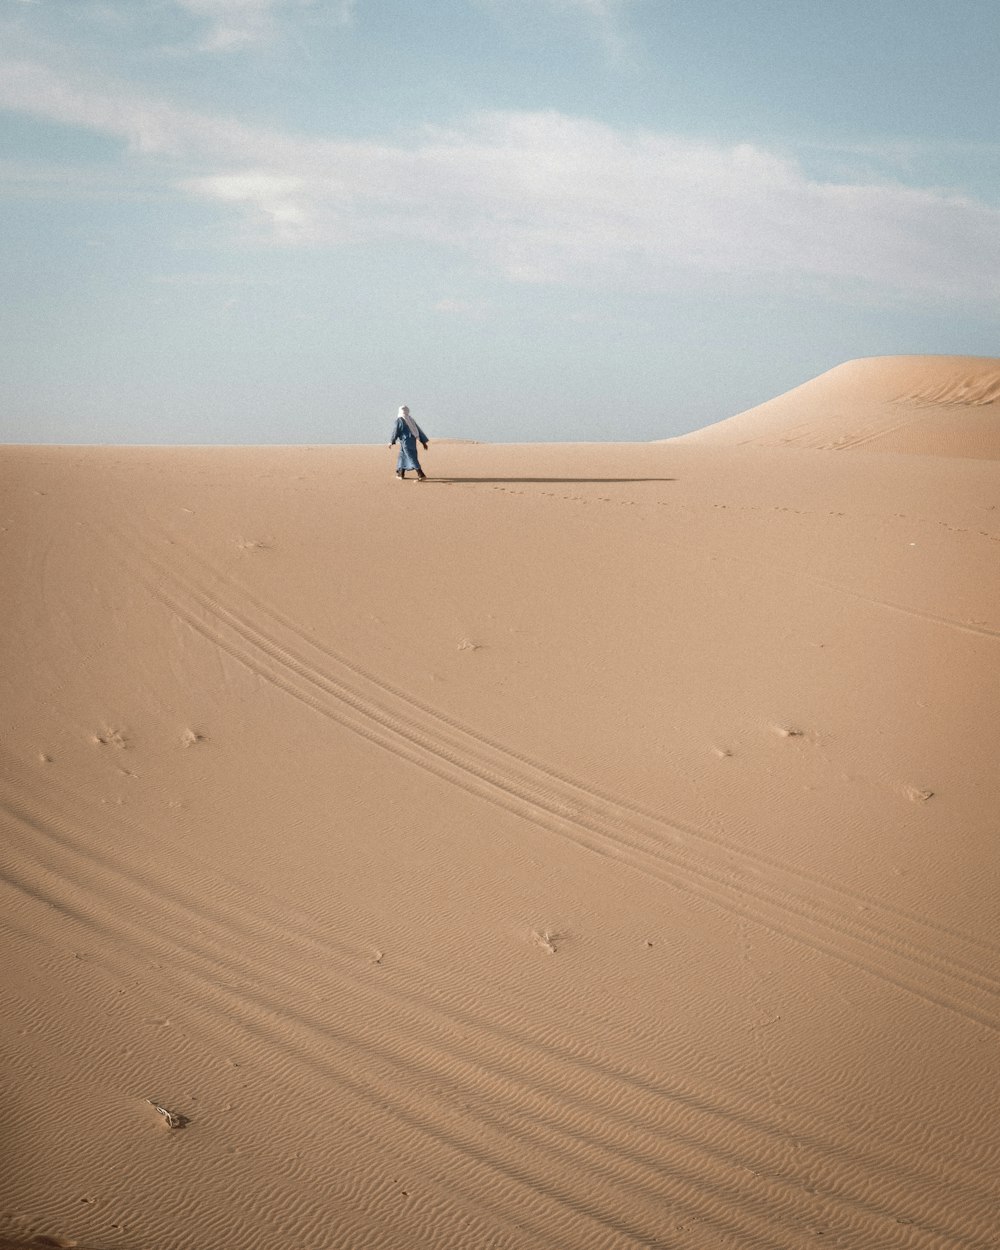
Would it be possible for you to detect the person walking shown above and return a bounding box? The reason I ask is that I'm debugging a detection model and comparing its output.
[389,405,429,480]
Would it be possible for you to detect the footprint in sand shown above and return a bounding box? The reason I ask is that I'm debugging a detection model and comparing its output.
[531,928,560,955]
[902,784,934,803]
[146,1098,189,1129]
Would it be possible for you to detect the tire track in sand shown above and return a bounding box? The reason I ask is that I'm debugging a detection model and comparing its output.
[101,520,1000,1036]
[3,774,995,1250]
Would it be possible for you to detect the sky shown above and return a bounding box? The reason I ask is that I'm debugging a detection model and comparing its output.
[1,0,999,444]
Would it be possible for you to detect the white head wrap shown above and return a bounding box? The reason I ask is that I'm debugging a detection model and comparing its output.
[398,406,420,439]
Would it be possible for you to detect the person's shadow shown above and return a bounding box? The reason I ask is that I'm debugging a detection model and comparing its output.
[428,477,676,484]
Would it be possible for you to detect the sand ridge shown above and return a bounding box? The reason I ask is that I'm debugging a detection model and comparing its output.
[2,403,999,1248]
[680,354,1000,458]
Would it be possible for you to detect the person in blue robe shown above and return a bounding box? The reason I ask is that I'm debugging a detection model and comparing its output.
[389,405,429,480]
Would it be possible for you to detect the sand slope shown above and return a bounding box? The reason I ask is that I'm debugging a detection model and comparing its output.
[680,355,1000,458]
[2,431,999,1249]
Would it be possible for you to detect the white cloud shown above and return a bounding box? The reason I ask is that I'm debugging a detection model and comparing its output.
[187,170,314,239]
[2,58,999,302]
[173,0,354,50]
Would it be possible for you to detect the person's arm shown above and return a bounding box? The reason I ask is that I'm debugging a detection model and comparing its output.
[417,424,429,447]
[389,420,398,446]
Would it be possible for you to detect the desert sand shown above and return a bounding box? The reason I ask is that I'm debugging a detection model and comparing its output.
[681,354,1000,459]
[2,356,999,1249]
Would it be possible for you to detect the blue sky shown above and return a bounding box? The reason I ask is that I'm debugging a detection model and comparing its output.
[1,0,998,443]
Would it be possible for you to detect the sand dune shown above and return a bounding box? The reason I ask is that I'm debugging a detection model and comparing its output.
[681,354,1000,458]
[2,424,999,1248]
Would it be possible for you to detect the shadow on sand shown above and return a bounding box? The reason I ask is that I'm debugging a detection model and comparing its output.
[424,477,677,484]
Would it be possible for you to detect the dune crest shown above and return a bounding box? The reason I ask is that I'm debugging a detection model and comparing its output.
[681,354,1000,458]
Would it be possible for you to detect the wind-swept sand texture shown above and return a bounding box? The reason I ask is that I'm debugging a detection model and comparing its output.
[680,354,1000,458]
[2,366,999,1249]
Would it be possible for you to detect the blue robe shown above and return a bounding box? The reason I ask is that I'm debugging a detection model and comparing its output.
[390,416,427,472]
